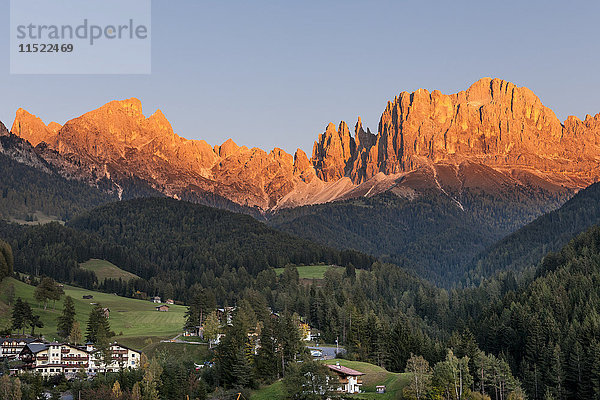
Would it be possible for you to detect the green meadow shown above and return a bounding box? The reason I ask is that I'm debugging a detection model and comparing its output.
[0,277,186,341]
[251,358,409,399]
[80,258,140,282]
[274,265,347,280]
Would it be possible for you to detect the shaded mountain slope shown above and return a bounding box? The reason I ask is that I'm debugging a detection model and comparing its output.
[468,181,600,282]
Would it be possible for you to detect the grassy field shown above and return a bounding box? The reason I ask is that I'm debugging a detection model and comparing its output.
[251,381,284,400]
[0,277,186,341]
[117,336,210,361]
[80,258,140,282]
[10,211,64,225]
[274,265,346,280]
[251,358,409,399]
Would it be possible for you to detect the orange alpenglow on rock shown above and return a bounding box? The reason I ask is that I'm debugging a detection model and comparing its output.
[11,108,62,147]
[7,78,600,210]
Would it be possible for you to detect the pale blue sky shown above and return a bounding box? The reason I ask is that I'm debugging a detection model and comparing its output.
[1,0,599,154]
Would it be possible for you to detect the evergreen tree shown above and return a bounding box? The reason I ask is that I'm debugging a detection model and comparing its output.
[184,289,216,330]
[255,316,281,382]
[57,295,76,338]
[86,304,112,343]
[0,240,13,281]
[11,298,34,335]
[11,298,26,334]
[29,314,43,336]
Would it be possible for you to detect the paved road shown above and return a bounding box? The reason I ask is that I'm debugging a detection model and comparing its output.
[308,346,345,360]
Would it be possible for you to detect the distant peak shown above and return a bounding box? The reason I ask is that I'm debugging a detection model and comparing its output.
[216,138,240,158]
[148,109,167,122]
[102,98,143,117]
[10,108,59,146]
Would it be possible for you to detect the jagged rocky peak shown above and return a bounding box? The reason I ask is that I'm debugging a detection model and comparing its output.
[355,116,376,149]
[215,138,241,158]
[11,108,62,147]
[311,121,356,181]
[292,148,316,182]
[311,77,600,184]
[6,78,600,211]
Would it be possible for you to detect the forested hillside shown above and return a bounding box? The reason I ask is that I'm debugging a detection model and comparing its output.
[0,197,374,304]
[469,182,600,283]
[2,189,600,398]
[469,224,600,399]
[269,187,568,285]
[0,150,114,221]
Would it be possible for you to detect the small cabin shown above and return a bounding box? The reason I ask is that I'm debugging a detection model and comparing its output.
[151,296,161,303]
[376,385,386,393]
[102,308,110,319]
[166,299,174,305]
[82,295,93,300]
[155,305,169,312]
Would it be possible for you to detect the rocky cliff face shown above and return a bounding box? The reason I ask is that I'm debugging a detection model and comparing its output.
[0,121,8,136]
[311,78,600,187]
[11,108,61,147]
[11,98,315,209]
[7,78,600,211]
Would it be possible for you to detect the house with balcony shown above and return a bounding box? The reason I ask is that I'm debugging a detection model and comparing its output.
[19,342,89,377]
[0,337,45,360]
[85,342,141,374]
[326,363,365,394]
[16,341,141,377]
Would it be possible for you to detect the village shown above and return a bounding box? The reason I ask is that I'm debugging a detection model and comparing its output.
[0,293,375,397]
[0,337,141,378]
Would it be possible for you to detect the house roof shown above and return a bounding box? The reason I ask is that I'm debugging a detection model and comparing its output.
[1,337,41,344]
[26,343,49,354]
[326,364,365,376]
[110,343,141,354]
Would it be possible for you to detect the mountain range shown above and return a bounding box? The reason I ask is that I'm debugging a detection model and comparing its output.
[4,77,600,212]
[3,77,600,284]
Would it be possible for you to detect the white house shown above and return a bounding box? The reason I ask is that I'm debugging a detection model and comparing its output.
[17,341,141,377]
[86,342,141,374]
[20,342,89,377]
[0,337,44,360]
[326,363,365,394]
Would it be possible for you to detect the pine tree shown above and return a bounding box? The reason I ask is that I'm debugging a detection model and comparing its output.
[0,240,13,281]
[11,298,26,334]
[86,304,112,343]
[11,298,35,335]
[255,316,280,381]
[57,296,76,338]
